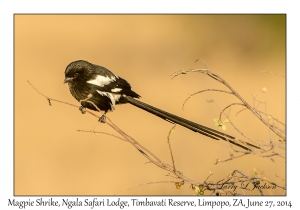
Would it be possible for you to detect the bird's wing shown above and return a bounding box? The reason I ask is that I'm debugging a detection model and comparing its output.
[86,73,140,98]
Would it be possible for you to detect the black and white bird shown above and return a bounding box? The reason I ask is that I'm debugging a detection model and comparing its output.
[64,60,259,151]
[64,60,140,121]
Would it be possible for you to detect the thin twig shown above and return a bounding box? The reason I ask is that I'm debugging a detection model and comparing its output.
[170,68,208,80]
[219,103,245,121]
[195,58,208,69]
[222,112,262,149]
[29,81,204,187]
[182,89,233,110]
[235,107,248,116]
[218,153,249,163]
[257,70,285,77]
[171,69,286,141]
[235,107,285,128]
[76,130,127,141]
[27,80,78,109]
[28,80,285,195]
[166,125,177,173]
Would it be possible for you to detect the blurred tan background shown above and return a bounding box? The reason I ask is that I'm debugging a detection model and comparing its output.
[15,15,286,195]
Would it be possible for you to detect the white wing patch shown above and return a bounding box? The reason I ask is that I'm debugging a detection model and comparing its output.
[111,88,122,93]
[96,90,121,110]
[87,75,117,87]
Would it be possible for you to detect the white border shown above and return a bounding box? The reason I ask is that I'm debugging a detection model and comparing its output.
[1,0,299,209]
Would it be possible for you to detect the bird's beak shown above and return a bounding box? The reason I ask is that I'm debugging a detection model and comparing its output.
[64,77,72,84]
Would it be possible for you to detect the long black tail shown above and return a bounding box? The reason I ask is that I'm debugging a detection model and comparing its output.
[125,96,260,151]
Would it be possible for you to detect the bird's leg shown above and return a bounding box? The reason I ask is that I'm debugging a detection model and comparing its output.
[98,111,107,123]
[79,106,86,114]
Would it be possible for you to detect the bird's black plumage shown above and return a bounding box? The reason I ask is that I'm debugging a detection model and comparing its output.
[64,60,140,113]
[64,60,260,151]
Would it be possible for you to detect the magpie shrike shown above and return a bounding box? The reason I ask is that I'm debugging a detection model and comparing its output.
[64,60,259,151]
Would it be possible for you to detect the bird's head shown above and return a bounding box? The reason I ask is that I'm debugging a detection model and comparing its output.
[64,60,94,84]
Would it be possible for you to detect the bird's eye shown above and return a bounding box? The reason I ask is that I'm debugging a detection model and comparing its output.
[74,73,79,77]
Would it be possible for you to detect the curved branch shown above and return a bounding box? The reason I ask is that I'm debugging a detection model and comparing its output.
[27,80,285,195]
[167,125,177,173]
[171,69,286,141]
[76,130,127,141]
[171,68,208,80]
[219,103,245,121]
[182,89,233,110]
[27,80,202,188]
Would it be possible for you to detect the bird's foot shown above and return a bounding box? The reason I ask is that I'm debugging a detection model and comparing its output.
[98,114,106,123]
[79,106,86,114]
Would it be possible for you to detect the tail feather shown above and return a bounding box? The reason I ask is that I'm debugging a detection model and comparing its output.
[125,96,259,151]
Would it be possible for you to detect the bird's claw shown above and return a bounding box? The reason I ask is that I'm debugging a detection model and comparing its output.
[79,106,86,114]
[98,114,106,123]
